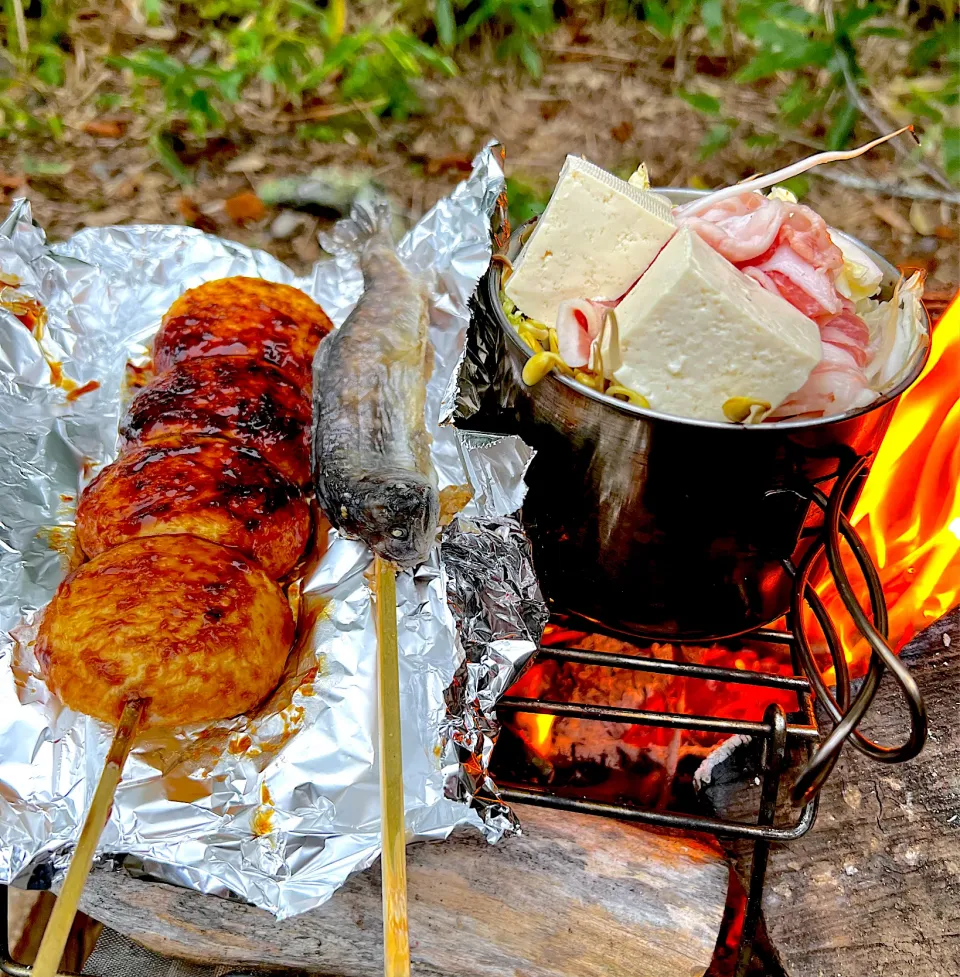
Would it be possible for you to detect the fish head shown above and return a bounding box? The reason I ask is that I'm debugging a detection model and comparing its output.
[348,469,439,568]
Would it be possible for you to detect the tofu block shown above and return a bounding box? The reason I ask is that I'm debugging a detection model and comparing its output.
[613,227,822,422]
[505,156,676,328]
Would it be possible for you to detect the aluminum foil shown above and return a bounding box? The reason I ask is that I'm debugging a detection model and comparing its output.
[0,145,547,918]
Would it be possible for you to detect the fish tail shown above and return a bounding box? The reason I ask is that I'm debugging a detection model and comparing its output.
[321,199,393,256]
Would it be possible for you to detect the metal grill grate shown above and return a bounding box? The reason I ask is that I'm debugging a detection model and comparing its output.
[497,624,818,841]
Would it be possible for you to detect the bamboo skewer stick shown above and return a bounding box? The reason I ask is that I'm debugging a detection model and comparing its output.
[32,697,147,977]
[373,555,410,977]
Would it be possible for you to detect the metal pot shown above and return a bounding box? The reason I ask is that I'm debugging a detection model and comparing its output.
[474,190,930,640]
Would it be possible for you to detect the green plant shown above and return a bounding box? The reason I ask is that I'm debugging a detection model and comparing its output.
[434,0,558,78]
[0,0,70,139]
[105,0,455,177]
[505,175,549,224]
[319,28,458,119]
[640,0,727,47]
[653,0,959,183]
[735,1,892,150]
[889,16,959,183]
[110,49,242,136]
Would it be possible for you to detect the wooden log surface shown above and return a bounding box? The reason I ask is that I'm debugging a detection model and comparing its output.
[706,609,960,977]
[75,803,729,977]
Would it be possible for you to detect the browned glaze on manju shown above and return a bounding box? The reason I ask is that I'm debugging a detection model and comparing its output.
[35,535,294,727]
[120,356,312,485]
[154,278,332,389]
[76,437,310,579]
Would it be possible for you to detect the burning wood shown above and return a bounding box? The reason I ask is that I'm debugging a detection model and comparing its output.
[500,628,798,807]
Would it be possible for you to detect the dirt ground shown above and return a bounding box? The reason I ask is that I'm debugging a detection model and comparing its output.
[2,20,958,291]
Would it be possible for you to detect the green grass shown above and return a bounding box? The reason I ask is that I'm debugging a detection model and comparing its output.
[1,0,957,184]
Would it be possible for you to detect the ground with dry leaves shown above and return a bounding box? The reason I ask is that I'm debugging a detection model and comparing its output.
[3,19,958,291]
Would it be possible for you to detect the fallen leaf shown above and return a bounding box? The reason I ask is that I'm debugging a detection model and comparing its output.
[935,224,957,241]
[568,17,591,44]
[177,195,217,234]
[20,158,72,177]
[0,171,26,192]
[873,202,914,236]
[540,100,565,121]
[83,205,133,227]
[908,200,938,236]
[694,54,731,77]
[107,175,140,201]
[292,229,321,264]
[226,153,267,174]
[177,136,237,165]
[225,190,266,224]
[424,155,473,177]
[82,119,127,139]
[177,195,201,222]
[611,121,634,143]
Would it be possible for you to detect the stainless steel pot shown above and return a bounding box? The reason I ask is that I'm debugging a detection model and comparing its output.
[473,190,930,640]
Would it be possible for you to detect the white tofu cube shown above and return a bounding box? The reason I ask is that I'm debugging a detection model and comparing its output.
[505,156,676,328]
[613,227,822,422]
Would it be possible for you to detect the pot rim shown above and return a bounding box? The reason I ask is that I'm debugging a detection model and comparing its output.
[491,187,932,433]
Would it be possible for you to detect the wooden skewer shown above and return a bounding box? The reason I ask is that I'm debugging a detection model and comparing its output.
[32,697,147,977]
[373,555,410,977]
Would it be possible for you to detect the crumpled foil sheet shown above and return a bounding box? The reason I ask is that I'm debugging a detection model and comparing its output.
[0,145,547,919]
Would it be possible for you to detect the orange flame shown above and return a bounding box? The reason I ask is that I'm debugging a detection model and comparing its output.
[815,294,960,663]
[529,713,555,751]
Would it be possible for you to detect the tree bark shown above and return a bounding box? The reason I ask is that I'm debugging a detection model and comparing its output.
[75,803,728,977]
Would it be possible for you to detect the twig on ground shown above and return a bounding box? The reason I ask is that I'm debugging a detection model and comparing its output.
[813,170,960,205]
[542,44,640,63]
[282,100,387,123]
[825,0,955,193]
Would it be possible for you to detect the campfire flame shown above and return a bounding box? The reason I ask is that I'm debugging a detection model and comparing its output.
[814,294,960,666]
[530,713,555,751]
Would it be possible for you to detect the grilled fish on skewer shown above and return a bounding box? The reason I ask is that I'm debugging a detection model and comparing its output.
[312,204,424,975]
[313,205,438,569]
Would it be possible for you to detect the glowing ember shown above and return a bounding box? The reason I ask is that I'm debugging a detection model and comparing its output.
[506,633,797,783]
[814,295,960,667]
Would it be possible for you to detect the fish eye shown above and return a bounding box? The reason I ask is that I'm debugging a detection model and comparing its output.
[390,528,405,539]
